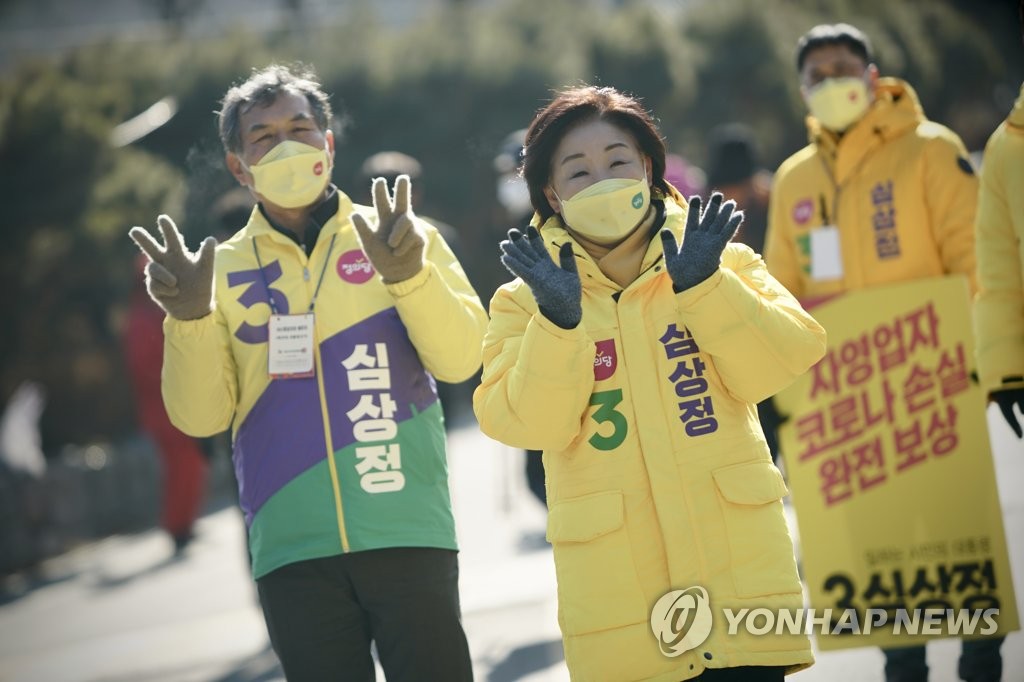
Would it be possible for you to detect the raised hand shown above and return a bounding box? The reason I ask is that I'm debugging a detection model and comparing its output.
[128,215,216,320]
[660,192,743,292]
[499,226,581,329]
[351,175,426,284]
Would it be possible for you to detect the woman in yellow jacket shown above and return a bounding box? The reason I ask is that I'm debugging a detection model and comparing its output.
[473,85,826,681]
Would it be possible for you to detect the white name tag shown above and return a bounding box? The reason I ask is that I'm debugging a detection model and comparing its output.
[268,313,315,379]
[810,225,844,281]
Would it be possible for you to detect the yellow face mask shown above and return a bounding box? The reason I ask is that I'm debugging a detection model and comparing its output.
[556,171,651,245]
[244,140,331,209]
[807,76,871,132]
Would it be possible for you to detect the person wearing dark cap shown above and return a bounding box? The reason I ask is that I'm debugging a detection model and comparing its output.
[706,123,787,465]
[356,150,476,428]
[706,122,772,255]
[356,150,463,260]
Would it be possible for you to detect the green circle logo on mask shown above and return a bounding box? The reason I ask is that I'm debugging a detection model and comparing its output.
[631,192,644,209]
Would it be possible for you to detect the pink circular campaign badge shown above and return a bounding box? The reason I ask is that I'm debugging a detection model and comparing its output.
[792,198,814,225]
[313,160,324,176]
[593,339,618,381]
[337,249,375,284]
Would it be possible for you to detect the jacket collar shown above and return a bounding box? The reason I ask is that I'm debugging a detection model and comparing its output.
[807,78,924,184]
[242,185,356,249]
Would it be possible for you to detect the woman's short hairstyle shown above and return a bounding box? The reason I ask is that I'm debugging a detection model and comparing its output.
[522,85,668,223]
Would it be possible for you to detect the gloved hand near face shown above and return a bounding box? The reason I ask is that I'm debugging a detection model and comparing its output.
[352,175,427,284]
[129,215,217,321]
[661,192,743,293]
[499,226,582,330]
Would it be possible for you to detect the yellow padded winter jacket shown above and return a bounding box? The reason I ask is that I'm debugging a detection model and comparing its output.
[161,190,487,578]
[764,79,977,300]
[474,195,825,680]
[974,83,1024,393]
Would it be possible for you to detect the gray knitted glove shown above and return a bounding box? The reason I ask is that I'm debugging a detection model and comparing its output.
[499,226,582,329]
[661,192,743,292]
[129,215,216,321]
[351,175,426,284]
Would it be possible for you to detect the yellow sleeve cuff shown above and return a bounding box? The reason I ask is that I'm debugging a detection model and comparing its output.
[383,263,432,297]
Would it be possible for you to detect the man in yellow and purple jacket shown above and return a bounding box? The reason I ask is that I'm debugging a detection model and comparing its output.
[129,64,485,682]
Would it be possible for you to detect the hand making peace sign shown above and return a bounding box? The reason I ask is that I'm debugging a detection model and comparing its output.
[128,215,217,320]
[351,175,427,284]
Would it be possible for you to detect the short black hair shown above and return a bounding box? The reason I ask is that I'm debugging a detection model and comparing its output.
[796,23,873,72]
[706,123,759,187]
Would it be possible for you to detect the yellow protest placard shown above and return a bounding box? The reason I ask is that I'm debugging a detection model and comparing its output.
[775,275,1019,650]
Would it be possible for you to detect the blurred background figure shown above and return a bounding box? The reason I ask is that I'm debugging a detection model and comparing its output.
[705,122,772,254]
[356,150,475,429]
[494,128,533,232]
[705,122,784,461]
[209,186,257,241]
[121,254,209,555]
[489,128,533,304]
[0,382,47,481]
[357,150,462,255]
[663,152,707,202]
[492,128,547,509]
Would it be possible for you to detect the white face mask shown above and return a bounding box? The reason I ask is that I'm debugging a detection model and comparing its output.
[242,140,332,209]
[555,169,651,245]
[497,175,533,219]
[807,76,871,132]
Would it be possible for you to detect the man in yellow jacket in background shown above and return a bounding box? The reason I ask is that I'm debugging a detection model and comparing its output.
[974,80,1024,441]
[128,64,485,682]
[764,22,1003,682]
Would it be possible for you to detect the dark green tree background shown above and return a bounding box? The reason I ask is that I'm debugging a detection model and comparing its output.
[1,0,1019,450]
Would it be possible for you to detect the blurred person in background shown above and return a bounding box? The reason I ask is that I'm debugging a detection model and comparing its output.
[973,3,1024,443]
[705,123,772,255]
[474,84,825,681]
[663,151,707,203]
[763,23,1000,682]
[356,150,463,257]
[355,150,475,428]
[705,123,786,463]
[122,253,208,555]
[128,63,484,681]
[493,128,548,508]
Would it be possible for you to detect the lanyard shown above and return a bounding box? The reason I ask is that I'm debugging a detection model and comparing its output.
[252,234,337,314]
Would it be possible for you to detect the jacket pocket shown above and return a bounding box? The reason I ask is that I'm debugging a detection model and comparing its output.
[712,460,802,598]
[546,490,647,636]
